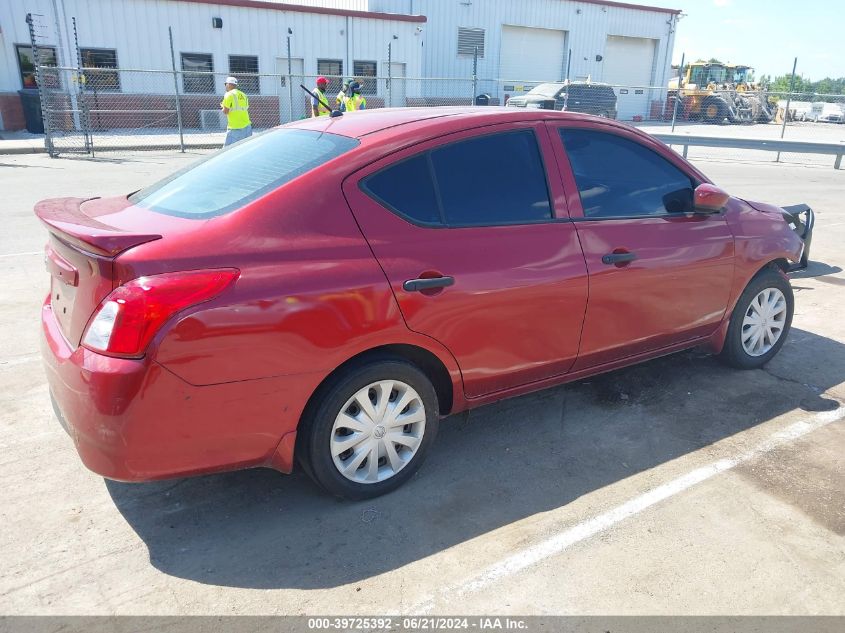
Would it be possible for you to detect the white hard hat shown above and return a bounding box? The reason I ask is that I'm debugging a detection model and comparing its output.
[225,76,238,85]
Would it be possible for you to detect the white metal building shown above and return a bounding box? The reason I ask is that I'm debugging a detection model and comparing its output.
[0,0,425,130]
[0,0,680,130]
[371,0,681,118]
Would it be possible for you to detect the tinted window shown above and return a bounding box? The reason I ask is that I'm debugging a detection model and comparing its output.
[431,130,552,226]
[561,129,694,218]
[363,155,441,225]
[130,129,359,218]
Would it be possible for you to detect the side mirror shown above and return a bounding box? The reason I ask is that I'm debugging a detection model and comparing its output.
[694,183,730,213]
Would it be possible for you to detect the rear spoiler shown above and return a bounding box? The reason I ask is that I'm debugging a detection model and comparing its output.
[35,197,161,257]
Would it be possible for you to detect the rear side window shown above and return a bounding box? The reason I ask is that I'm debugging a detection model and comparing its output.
[561,128,694,218]
[130,129,359,218]
[432,130,551,225]
[363,155,440,225]
[363,129,552,227]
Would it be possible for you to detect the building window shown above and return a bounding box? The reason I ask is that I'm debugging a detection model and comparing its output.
[15,44,59,89]
[353,61,377,95]
[80,48,120,92]
[457,27,485,57]
[181,53,214,93]
[317,59,343,94]
[228,55,259,94]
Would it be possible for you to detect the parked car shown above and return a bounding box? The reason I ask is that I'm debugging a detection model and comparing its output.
[506,81,618,118]
[794,101,845,123]
[38,108,813,500]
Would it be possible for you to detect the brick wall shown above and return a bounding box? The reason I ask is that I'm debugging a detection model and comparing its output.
[0,93,26,131]
[77,93,282,130]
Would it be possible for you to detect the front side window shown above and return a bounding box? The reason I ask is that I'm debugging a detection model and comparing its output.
[363,130,552,227]
[181,53,214,93]
[561,129,694,218]
[80,48,120,91]
[229,55,259,94]
[130,129,359,218]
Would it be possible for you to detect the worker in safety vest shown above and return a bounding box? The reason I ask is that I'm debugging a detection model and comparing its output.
[311,76,331,117]
[220,76,252,147]
[343,81,366,112]
[336,80,349,110]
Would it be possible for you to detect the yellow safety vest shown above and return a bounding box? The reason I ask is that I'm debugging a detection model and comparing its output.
[313,88,330,116]
[344,94,367,112]
[220,89,251,129]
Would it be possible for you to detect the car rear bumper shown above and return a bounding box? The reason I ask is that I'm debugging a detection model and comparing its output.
[41,298,307,481]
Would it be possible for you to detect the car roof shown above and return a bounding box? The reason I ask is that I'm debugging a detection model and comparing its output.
[288,106,613,140]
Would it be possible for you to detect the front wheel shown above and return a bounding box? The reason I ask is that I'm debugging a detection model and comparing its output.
[719,267,794,369]
[703,99,726,124]
[298,360,439,500]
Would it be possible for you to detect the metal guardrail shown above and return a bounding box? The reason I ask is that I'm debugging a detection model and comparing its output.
[653,133,845,169]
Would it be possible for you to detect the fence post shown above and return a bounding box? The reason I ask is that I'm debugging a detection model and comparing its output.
[472,46,478,105]
[26,13,55,156]
[671,52,684,133]
[71,17,93,155]
[777,56,798,163]
[168,27,185,153]
[387,41,392,108]
[286,31,294,123]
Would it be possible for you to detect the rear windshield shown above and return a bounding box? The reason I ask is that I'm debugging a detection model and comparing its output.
[129,129,359,218]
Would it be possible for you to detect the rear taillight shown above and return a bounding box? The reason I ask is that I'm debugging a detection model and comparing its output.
[81,269,239,358]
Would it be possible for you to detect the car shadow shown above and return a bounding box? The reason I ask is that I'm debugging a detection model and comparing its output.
[106,327,844,590]
[790,260,842,280]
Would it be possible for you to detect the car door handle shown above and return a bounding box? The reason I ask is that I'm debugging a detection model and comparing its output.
[403,276,455,292]
[601,252,638,265]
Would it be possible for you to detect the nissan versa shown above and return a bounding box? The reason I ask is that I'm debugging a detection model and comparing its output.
[38,108,814,500]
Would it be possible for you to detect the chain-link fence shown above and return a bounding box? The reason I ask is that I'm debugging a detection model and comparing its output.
[34,65,845,165]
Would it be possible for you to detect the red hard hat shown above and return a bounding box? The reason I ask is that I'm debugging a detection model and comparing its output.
[316,76,328,86]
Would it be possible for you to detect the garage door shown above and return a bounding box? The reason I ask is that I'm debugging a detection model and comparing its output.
[603,35,657,120]
[500,25,567,95]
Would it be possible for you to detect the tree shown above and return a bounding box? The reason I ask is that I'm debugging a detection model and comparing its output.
[765,74,845,97]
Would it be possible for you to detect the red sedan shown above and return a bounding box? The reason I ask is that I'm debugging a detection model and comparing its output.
[38,108,813,499]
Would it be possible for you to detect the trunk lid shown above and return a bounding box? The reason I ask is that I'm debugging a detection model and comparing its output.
[37,196,163,347]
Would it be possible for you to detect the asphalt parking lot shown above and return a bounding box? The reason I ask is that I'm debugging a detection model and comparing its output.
[1,151,843,616]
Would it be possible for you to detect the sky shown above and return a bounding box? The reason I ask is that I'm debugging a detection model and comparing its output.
[641,0,844,80]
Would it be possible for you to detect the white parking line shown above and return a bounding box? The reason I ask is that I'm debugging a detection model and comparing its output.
[0,354,41,368]
[412,406,845,613]
[0,251,42,258]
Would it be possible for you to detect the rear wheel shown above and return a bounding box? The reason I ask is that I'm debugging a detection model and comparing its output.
[298,360,439,500]
[719,267,794,369]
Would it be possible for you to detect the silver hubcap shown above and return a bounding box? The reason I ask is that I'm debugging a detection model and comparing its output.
[741,287,787,357]
[330,380,426,484]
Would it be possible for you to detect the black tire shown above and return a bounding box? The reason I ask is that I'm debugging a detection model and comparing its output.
[298,359,439,500]
[719,266,794,369]
[703,98,726,124]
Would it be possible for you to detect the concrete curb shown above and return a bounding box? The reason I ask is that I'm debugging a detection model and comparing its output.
[0,146,48,155]
[0,144,222,156]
